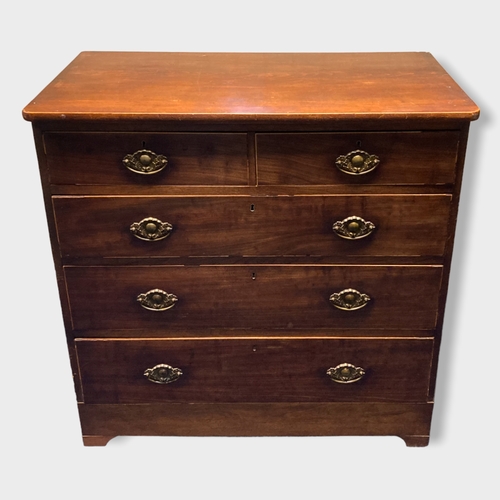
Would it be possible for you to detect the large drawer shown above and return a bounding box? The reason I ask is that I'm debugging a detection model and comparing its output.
[256,131,459,185]
[65,265,442,330]
[53,195,452,259]
[44,132,249,185]
[75,338,434,404]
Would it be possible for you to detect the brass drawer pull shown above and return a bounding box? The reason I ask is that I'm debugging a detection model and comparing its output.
[130,217,173,241]
[332,216,375,240]
[329,288,370,311]
[137,289,178,311]
[144,364,183,384]
[335,149,380,175]
[122,149,168,175]
[327,363,365,384]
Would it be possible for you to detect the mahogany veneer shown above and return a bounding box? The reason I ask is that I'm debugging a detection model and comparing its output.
[23,52,479,446]
[53,195,452,258]
[64,265,442,330]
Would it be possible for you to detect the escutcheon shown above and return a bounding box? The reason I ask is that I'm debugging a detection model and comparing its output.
[329,288,370,311]
[144,364,183,384]
[137,289,178,311]
[122,149,168,175]
[335,149,380,175]
[327,363,366,384]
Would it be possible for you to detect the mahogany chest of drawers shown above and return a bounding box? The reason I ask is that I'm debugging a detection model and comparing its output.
[23,52,479,446]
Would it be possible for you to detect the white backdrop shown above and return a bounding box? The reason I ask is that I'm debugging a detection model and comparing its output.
[2,1,497,498]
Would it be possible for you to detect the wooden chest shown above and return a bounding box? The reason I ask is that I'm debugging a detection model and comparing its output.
[23,52,479,446]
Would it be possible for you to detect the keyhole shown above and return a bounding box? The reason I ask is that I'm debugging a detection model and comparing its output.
[142,141,146,148]
[252,272,256,280]
[250,204,255,212]
[356,140,362,148]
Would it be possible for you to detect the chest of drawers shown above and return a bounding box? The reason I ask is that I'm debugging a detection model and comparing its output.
[23,52,479,446]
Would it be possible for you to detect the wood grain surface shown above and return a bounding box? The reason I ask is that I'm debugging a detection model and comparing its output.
[53,194,452,259]
[256,131,460,185]
[44,132,249,185]
[78,402,433,446]
[75,338,433,404]
[23,52,479,122]
[64,265,443,330]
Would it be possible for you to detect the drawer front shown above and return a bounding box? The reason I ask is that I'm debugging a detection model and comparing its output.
[44,133,249,185]
[65,265,442,330]
[75,338,434,404]
[54,195,451,259]
[256,131,459,185]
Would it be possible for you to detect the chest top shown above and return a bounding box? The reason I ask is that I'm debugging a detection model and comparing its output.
[22,51,479,123]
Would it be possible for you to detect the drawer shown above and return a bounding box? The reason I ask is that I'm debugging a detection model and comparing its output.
[44,132,249,185]
[65,265,442,330]
[54,195,452,259]
[256,131,459,185]
[75,338,434,404]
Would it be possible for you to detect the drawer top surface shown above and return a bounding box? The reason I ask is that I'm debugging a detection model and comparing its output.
[23,51,479,123]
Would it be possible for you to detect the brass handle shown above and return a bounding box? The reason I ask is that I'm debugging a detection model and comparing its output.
[137,289,178,311]
[144,364,183,384]
[332,216,375,240]
[327,363,365,384]
[122,149,168,175]
[335,149,380,175]
[130,217,173,241]
[329,288,370,311]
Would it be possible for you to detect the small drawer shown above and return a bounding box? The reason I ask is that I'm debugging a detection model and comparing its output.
[44,132,249,185]
[65,265,442,331]
[53,194,452,259]
[75,338,434,404]
[256,131,459,185]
